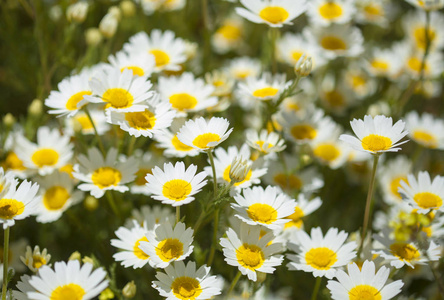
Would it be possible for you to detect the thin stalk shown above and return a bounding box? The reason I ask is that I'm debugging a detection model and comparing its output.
[84,107,106,156]
[206,150,218,197]
[311,277,322,300]
[429,262,444,295]
[193,208,207,233]
[269,27,278,74]
[202,0,211,72]
[206,208,219,266]
[127,135,137,156]
[106,191,120,218]
[227,271,242,296]
[176,206,180,224]
[2,227,10,300]
[358,154,380,257]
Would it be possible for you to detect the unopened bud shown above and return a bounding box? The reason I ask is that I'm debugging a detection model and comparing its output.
[84,195,99,211]
[229,156,251,184]
[120,1,136,17]
[85,28,103,46]
[68,251,82,262]
[122,281,137,298]
[294,54,312,77]
[108,6,121,20]
[99,288,115,300]
[3,113,16,127]
[99,13,118,39]
[66,2,88,23]
[367,101,390,117]
[28,99,43,116]
[82,256,94,265]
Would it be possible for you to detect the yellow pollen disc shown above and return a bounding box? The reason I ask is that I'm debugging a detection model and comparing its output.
[252,87,279,99]
[75,115,94,130]
[217,24,242,40]
[43,186,70,210]
[91,167,122,189]
[172,135,194,151]
[162,179,192,201]
[3,152,26,171]
[273,173,302,190]
[155,238,184,262]
[413,192,442,209]
[407,57,429,74]
[149,49,170,67]
[65,91,91,111]
[348,285,382,300]
[305,247,337,270]
[361,134,392,152]
[364,4,383,18]
[371,60,390,72]
[102,88,134,109]
[213,80,224,87]
[290,124,317,140]
[223,165,252,186]
[135,168,151,186]
[292,51,303,63]
[256,140,274,153]
[234,70,251,79]
[236,243,265,270]
[413,27,436,50]
[133,236,149,259]
[284,206,304,229]
[0,199,25,219]
[172,276,202,300]
[320,36,347,51]
[389,242,420,262]
[412,130,437,148]
[247,203,278,224]
[31,148,59,168]
[169,93,198,111]
[259,6,289,24]
[50,283,85,300]
[390,176,407,200]
[121,66,144,77]
[32,255,46,270]
[125,109,156,130]
[60,164,74,177]
[314,143,340,162]
[192,133,221,149]
[324,90,344,107]
[351,75,366,88]
[319,2,343,20]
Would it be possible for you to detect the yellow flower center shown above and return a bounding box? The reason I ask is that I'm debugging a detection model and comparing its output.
[236,243,265,270]
[361,134,392,152]
[291,124,317,141]
[32,255,47,270]
[324,90,344,107]
[364,4,383,18]
[252,87,279,99]
[259,6,289,24]
[313,143,340,162]
[284,206,304,229]
[149,49,170,67]
[413,27,436,50]
[125,109,156,130]
[135,168,151,186]
[246,203,277,224]
[407,57,429,74]
[171,276,202,300]
[305,247,337,270]
[169,93,198,111]
[31,148,59,168]
[0,199,25,219]
[234,70,251,79]
[412,130,437,148]
[320,36,347,51]
[223,165,252,186]
[65,91,91,111]
[133,236,149,259]
[2,152,26,171]
[351,75,366,88]
[60,164,74,177]
[192,133,221,149]
[292,51,303,63]
[348,285,382,300]
[413,192,442,209]
[121,66,144,77]
[390,176,407,200]
[172,135,194,151]
[162,179,192,201]
[255,140,274,153]
[273,173,302,190]
[216,24,242,40]
[91,167,122,189]
[371,59,390,72]
[319,2,343,20]
[75,115,94,130]
[156,238,184,262]
[43,186,70,210]
[102,88,134,109]
[50,283,85,300]
[389,242,420,262]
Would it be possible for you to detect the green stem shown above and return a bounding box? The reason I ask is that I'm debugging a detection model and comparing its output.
[176,206,180,224]
[269,27,278,74]
[106,191,120,218]
[193,208,207,233]
[357,154,380,258]
[127,135,137,156]
[2,227,10,300]
[206,150,218,197]
[202,0,211,72]
[84,107,106,156]
[227,271,242,296]
[429,262,444,295]
[206,208,219,266]
[311,277,322,300]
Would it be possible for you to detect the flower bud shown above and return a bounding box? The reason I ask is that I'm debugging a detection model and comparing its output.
[99,13,118,39]
[68,251,82,262]
[66,2,88,23]
[120,0,136,17]
[82,256,94,265]
[108,6,121,20]
[229,156,251,184]
[84,195,99,211]
[122,281,137,298]
[85,28,103,46]
[294,54,312,77]
[28,99,43,116]
[3,113,16,127]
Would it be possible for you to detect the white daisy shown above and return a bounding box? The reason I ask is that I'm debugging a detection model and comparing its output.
[283,193,322,231]
[403,10,444,52]
[154,130,201,158]
[355,0,388,26]
[405,111,444,149]
[212,16,245,54]
[309,125,350,169]
[128,150,166,196]
[405,0,444,11]
[224,56,262,81]
[246,129,286,155]
[65,110,109,136]
[307,0,356,26]
[20,245,51,273]
[365,44,405,79]
[403,49,444,79]
[107,50,155,78]
[145,161,207,207]
[343,65,376,99]
[125,205,174,230]
[378,156,412,206]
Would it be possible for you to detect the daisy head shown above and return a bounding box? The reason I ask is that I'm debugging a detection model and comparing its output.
[307,0,356,26]
[339,115,409,155]
[405,0,444,11]
[107,50,155,78]
[126,205,174,231]
[225,57,262,81]
[365,44,405,79]
[283,193,322,231]
[378,156,412,206]
[405,111,444,149]
[212,16,245,54]
[145,161,207,207]
[20,245,51,273]
[246,129,286,155]
[287,227,357,279]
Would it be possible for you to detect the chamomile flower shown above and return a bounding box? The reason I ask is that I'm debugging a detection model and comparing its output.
[355,0,388,26]
[111,220,153,269]
[403,50,444,79]
[365,45,405,79]
[404,111,444,149]
[154,130,201,158]
[25,260,108,300]
[145,161,207,206]
[129,150,165,196]
[339,115,409,154]
[73,147,139,198]
[15,126,73,176]
[246,129,286,155]
[378,156,412,205]
[205,69,235,98]
[20,245,51,273]
[139,222,194,268]
[34,171,83,223]
[225,57,261,81]
[405,0,444,11]
[309,125,350,169]
[107,50,155,78]
[126,205,174,230]
[403,10,444,52]
[220,223,284,281]
[287,227,357,279]
[283,193,322,231]
[177,117,233,152]
[236,0,307,28]
[399,171,444,213]
[232,185,296,230]
[343,65,376,98]
[65,110,109,136]
[212,16,245,54]
[307,0,356,26]
[326,260,404,300]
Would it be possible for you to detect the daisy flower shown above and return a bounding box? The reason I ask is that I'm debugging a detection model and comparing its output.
[283,193,322,231]
[205,69,235,99]
[20,245,51,273]
[309,125,350,169]
[399,171,444,213]
[327,260,404,300]
[154,129,201,158]
[152,261,222,300]
[224,57,261,81]
[232,185,296,230]
[378,156,412,205]
[34,171,83,223]
[15,126,73,176]
[25,260,108,300]
[246,129,286,156]
[220,223,284,281]
[139,222,194,268]
[111,220,153,269]
[339,115,409,154]
[405,111,444,149]
[129,150,165,196]
[125,205,174,230]
[212,16,244,54]
[65,110,109,136]
[403,50,444,79]
[365,44,405,79]
[405,0,444,11]
[343,65,376,99]
[145,161,207,207]
[177,117,233,152]
[307,0,356,26]
[73,147,139,198]
[403,10,444,52]
[235,0,307,28]
[355,0,388,26]
[107,50,155,78]
[287,227,357,279]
